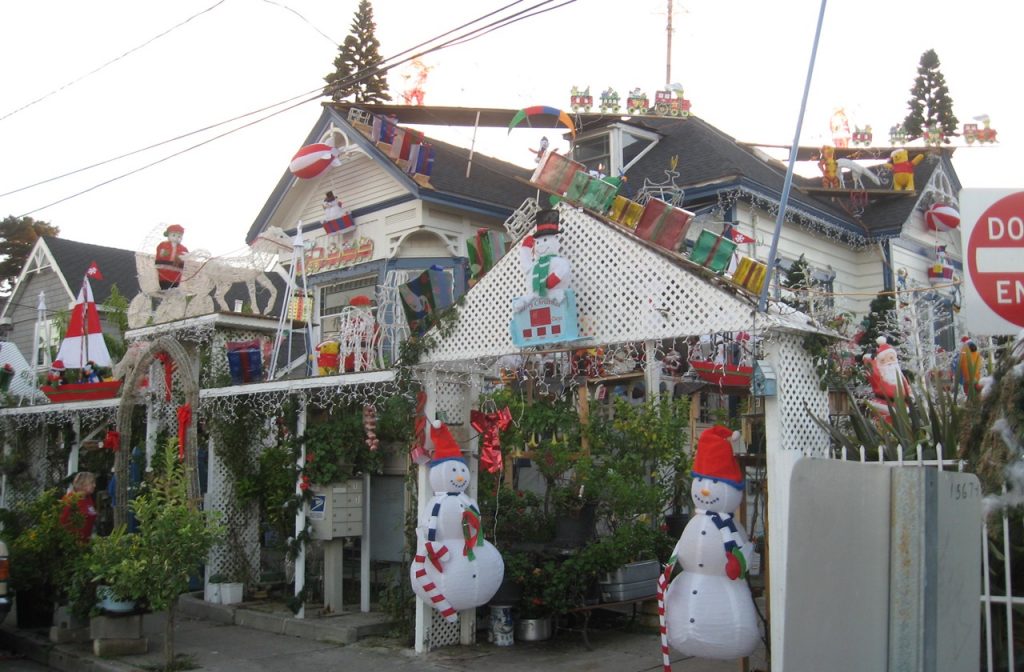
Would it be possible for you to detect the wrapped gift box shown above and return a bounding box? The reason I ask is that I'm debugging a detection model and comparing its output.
[731,256,768,293]
[634,198,693,251]
[565,171,593,203]
[609,196,644,229]
[580,177,621,213]
[531,150,585,195]
[689,229,738,272]
[226,340,263,385]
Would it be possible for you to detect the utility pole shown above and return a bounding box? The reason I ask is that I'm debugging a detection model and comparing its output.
[665,0,673,86]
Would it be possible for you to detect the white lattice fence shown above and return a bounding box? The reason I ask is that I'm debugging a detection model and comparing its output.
[206,438,261,585]
[774,332,830,455]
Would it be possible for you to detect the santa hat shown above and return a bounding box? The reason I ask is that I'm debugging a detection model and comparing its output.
[164,224,185,236]
[349,295,372,307]
[875,336,893,355]
[691,425,743,490]
[430,421,463,464]
[51,360,66,372]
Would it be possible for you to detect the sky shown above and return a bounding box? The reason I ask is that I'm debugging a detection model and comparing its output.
[0,0,1020,259]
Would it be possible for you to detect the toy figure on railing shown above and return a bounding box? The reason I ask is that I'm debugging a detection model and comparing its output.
[658,426,760,666]
[155,224,188,290]
[409,419,504,622]
[819,146,839,189]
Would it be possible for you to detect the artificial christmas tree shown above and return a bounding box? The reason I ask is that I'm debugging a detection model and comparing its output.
[323,0,392,104]
[901,49,958,143]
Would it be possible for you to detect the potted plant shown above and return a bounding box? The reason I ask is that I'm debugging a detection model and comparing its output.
[80,525,144,614]
[506,552,555,641]
[2,489,85,628]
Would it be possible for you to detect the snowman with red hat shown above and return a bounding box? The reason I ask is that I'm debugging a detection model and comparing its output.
[409,418,504,622]
[658,425,759,664]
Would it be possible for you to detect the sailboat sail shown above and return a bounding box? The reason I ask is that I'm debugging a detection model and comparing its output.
[54,275,112,368]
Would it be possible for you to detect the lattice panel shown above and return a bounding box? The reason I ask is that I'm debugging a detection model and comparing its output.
[206,439,261,584]
[435,379,468,425]
[503,198,539,242]
[774,333,830,455]
[422,202,800,364]
[428,610,468,650]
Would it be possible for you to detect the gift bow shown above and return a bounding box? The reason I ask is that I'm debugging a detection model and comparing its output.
[470,406,512,474]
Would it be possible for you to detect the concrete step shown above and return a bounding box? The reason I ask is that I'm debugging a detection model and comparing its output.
[177,592,394,645]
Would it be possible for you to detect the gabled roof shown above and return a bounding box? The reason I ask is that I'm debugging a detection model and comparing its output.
[45,236,140,302]
[246,106,536,243]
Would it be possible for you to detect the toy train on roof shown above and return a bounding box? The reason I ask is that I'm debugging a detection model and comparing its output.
[570,86,691,117]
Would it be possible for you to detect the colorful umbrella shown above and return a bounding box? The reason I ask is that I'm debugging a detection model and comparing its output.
[508,106,575,139]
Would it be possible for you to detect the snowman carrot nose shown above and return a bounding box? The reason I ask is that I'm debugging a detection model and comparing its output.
[700,486,711,497]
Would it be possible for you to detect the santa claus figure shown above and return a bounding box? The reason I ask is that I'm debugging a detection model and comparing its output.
[864,336,913,417]
[155,224,188,289]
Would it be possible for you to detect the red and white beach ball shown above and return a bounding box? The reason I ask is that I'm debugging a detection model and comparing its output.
[289,143,336,180]
[924,204,960,232]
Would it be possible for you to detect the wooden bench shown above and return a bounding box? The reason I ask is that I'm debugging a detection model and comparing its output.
[561,595,656,649]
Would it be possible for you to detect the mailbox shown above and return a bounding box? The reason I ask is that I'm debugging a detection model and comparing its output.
[309,480,363,540]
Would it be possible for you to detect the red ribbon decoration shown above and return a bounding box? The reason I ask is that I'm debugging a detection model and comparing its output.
[470,406,512,474]
[176,403,192,461]
[103,429,121,452]
[154,352,175,401]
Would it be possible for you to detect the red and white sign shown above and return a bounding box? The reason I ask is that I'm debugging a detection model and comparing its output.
[960,189,1024,335]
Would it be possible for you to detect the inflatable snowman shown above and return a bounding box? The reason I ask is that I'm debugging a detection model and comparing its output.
[661,425,759,661]
[410,419,504,622]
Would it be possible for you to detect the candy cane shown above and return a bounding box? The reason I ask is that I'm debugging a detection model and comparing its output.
[411,494,458,622]
[656,561,674,672]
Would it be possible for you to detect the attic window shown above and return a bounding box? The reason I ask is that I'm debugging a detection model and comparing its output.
[572,124,659,177]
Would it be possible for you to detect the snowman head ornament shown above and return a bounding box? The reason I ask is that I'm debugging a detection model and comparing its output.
[428,420,470,494]
[690,425,744,514]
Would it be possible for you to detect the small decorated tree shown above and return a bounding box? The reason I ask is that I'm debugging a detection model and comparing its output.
[901,49,958,143]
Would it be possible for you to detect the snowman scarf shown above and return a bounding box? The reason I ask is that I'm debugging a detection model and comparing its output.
[709,511,748,580]
[531,254,555,297]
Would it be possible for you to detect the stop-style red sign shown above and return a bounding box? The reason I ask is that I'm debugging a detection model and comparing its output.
[966,190,1024,330]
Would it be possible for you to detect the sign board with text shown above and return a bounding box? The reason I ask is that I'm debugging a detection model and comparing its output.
[959,189,1024,335]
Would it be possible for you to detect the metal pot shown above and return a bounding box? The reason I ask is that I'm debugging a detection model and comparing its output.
[515,615,553,641]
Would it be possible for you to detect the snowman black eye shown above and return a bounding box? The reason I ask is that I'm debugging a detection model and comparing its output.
[712,479,718,484]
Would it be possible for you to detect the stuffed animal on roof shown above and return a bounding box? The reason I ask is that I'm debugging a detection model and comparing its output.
[886,149,924,191]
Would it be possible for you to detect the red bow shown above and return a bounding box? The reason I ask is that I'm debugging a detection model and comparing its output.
[470,406,512,474]
[103,430,121,452]
[155,352,175,401]
[177,403,192,461]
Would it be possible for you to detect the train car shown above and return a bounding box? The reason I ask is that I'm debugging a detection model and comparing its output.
[653,90,691,117]
[888,124,909,145]
[963,122,998,144]
[852,125,873,146]
[570,88,593,113]
[626,91,649,115]
[599,88,620,114]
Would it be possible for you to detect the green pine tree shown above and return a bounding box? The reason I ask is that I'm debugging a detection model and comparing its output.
[0,215,59,295]
[323,0,392,104]
[901,49,958,143]
[782,254,812,314]
[859,291,898,355]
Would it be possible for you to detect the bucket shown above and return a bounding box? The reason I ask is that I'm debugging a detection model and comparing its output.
[515,615,553,641]
[489,604,514,646]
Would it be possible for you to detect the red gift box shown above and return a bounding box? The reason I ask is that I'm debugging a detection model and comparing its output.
[634,198,694,251]
[531,150,585,195]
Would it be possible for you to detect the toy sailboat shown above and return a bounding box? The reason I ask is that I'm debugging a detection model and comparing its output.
[40,265,122,403]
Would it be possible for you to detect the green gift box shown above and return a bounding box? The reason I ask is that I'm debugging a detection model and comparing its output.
[689,229,738,272]
[580,177,620,213]
[566,171,593,203]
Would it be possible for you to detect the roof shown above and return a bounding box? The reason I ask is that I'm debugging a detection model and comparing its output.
[246,106,536,243]
[44,236,140,302]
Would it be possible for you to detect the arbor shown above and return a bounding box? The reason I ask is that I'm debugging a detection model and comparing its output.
[0,215,59,294]
[323,0,392,104]
[901,49,958,143]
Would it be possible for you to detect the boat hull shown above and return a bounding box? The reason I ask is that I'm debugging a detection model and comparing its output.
[41,380,122,403]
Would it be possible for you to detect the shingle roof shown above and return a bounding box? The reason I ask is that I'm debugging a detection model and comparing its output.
[44,236,140,302]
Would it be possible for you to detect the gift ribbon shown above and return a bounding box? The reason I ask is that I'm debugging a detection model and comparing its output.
[176,403,192,461]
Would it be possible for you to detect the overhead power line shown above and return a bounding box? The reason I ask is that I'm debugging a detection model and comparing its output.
[13,0,576,217]
[0,0,229,123]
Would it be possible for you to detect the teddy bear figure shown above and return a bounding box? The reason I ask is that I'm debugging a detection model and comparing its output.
[886,149,924,191]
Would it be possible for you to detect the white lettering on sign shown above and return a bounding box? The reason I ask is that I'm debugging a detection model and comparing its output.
[996,280,1024,304]
[988,216,1024,241]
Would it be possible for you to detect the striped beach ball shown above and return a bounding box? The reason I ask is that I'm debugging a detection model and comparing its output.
[924,204,960,231]
[289,143,336,179]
